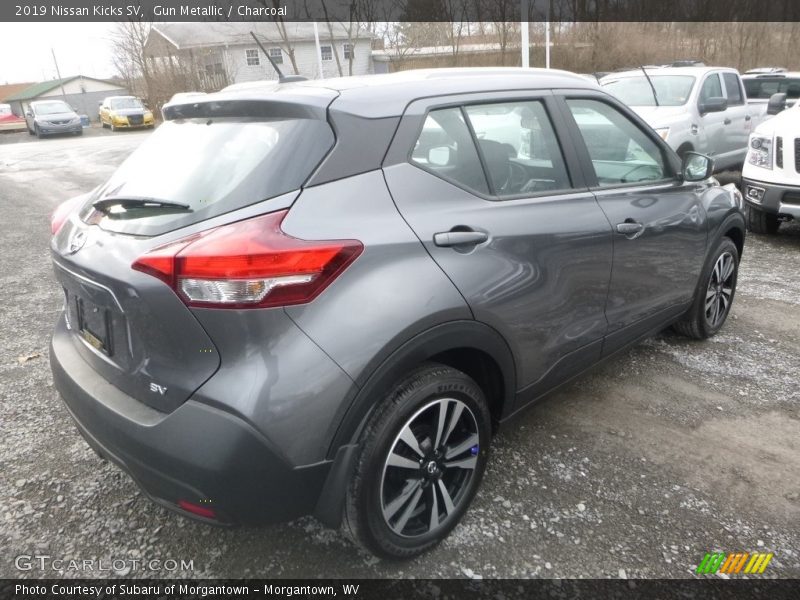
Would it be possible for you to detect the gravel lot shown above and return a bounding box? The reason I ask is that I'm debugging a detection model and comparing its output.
[1,134,798,579]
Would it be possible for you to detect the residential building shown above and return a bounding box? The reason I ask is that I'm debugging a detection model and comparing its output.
[144,22,374,89]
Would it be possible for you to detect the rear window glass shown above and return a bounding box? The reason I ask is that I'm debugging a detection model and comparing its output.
[744,77,800,99]
[82,117,333,236]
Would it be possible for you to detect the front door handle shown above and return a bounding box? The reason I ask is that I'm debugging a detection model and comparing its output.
[616,221,644,235]
[433,229,489,247]
[724,118,732,125]
[745,115,752,121]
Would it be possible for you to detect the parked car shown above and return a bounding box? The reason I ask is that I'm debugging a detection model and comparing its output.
[742,71,800,111]
[600,67,766,170]
[49,68,745,559]
[99,96,155,131]
[24,100,83,138]
[0,103,26,132]
[741,98,800,234]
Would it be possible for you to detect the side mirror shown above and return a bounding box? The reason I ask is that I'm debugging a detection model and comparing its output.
[767,92,787,116]
[682,151,714,182]
[699,97,727,115]
[25,111,32,118]
[428,146,452,166]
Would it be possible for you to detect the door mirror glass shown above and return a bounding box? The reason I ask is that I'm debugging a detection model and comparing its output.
[682,152,714,181]
[428,146,452,166]
[699,97,727,114]
[767,92,787,115]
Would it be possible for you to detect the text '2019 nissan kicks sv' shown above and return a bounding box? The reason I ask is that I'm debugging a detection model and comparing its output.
[50,68,745,558]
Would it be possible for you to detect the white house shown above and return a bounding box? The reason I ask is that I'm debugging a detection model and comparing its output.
[144,22,374,89]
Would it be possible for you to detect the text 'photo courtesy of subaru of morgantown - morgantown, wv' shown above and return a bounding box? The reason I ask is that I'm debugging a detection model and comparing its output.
[48,68,747,558]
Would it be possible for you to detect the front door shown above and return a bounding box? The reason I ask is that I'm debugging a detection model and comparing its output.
[383,92,613,400]
[560,95,708,354]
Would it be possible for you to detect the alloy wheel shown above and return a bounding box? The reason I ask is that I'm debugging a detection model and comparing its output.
[380,398,480,538]
[705,251,735,328]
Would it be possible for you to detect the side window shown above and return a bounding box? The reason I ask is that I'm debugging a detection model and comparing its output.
[700,74,723,101]
[722,73,744,106]
[245,49,260,67]
[463,100,571,196]
[566,98,669,187]
[411,107,489,195]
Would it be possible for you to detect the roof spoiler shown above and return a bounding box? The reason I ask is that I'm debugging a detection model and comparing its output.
[250,32,308,83]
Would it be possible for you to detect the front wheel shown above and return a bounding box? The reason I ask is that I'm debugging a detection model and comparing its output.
[746,205,779,235]
[344,363,491,559]
[673,237,739,339]
[34,124,42,139]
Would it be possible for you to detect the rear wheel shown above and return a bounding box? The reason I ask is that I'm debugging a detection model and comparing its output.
[746,205,779,235]
[673,237,739,339]
[676,143,693,160]
[344,363,491,558]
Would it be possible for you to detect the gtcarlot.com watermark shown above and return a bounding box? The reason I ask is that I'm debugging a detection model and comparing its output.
[15,554,194,574]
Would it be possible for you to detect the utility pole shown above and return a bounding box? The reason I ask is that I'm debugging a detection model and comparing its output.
[520,0,529,68]
[51,48,67,99]
[545,0,551,68]
[312,22,324,79]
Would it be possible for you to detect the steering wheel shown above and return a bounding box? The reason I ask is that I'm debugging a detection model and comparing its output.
[619,164,661,183]
[503,162,528,193]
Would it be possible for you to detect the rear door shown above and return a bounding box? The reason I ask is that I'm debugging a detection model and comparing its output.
[558,93,708,354]
[383,91,613,402]
[721,72,750,162]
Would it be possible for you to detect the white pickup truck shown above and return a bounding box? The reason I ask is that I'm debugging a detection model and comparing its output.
[601,66,768,171]
[741,98,800,234]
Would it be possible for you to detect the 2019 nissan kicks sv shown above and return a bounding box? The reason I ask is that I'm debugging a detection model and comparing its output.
[50,68,745,558]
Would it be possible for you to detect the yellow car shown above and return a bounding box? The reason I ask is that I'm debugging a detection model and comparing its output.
[99,96,155,131]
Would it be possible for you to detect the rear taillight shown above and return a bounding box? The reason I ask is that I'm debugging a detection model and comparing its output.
[51,196,85,235]
[132,210,363,309]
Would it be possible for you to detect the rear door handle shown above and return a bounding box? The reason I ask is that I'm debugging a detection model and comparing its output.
[616,221,644,235]
[433,229,489,247]
[745,115,752,121]
[724,118,732,125]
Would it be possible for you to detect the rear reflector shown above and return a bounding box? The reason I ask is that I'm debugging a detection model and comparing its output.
[51,195,86,235]
[132,210,362,309]
[177,500,217,520]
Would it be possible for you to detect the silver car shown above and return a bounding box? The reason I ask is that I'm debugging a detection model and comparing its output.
[49,68,745,559]
[25,100,83,138]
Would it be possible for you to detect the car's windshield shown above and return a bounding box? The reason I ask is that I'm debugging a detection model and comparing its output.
[602,75,696,107]
[34,101,72,115]
[110,97,144,110]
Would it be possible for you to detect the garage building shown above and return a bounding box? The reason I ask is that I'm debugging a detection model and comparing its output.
[4,75,129,122]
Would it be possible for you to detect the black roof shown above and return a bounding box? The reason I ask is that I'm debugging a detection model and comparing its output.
[165,68,598,120]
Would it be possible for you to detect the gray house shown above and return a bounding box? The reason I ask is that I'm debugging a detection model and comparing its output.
[3,76,129,120]
[144,22,374,89]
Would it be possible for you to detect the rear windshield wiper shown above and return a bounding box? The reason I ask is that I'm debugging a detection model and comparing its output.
[92,196,192,214]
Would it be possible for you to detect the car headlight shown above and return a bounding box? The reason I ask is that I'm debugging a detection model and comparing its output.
[653,127,670,141]
[747,135,773,169]
[144,111,153,120]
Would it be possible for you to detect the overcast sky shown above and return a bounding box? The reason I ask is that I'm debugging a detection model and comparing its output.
[0,23,116,84]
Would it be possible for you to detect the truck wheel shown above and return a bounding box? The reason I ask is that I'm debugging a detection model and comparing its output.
[344,363,491,559]
[673,237,738,340]
[746,205,779,235]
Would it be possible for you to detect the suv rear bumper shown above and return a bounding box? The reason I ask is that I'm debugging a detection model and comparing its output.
[50,316,330,525]
[741,177,800,219]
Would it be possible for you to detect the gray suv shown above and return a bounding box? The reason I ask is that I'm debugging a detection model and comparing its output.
[49,68,745,559]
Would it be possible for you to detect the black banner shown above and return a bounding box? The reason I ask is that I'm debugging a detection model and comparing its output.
[2,579,800,600]
[2,0,800,23]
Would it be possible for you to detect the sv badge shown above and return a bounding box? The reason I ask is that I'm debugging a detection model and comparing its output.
[149,382,168,395]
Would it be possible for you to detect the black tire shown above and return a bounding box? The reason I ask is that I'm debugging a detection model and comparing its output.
[746,205,779,235]
[34,124,42,139]
[673,237,739,339]
[27,127,34,136]
[344,363,491,559]
[110,122,117,132]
